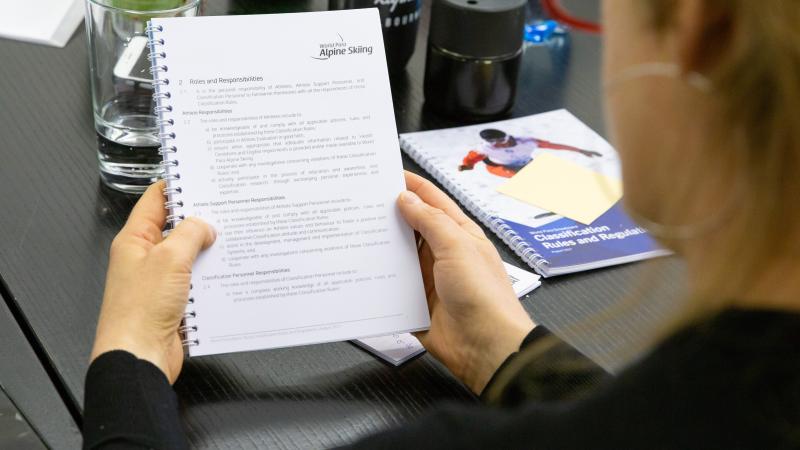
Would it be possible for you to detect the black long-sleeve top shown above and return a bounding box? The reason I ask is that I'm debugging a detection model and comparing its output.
[83,309,800,449]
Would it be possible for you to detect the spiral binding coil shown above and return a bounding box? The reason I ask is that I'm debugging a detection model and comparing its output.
[398,136,549,274]
[147,23,199,348]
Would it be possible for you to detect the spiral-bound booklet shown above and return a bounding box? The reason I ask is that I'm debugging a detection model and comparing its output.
[400,110,669,277]
[147,10,430,357]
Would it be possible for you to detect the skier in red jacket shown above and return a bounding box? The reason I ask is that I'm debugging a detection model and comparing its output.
[458,129,602,178]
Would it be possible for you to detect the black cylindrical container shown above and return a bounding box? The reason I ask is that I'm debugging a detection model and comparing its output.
[228,0,320,14]
[424,0,527,119]
[329,0,422,73]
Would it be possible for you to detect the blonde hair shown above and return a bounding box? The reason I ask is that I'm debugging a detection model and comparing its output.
[646,0,800,302]
[486,0,800,400]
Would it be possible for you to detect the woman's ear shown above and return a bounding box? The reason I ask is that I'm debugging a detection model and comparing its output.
[674,0,732,73]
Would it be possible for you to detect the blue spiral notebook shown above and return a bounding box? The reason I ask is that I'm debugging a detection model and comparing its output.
[400,110,669,276]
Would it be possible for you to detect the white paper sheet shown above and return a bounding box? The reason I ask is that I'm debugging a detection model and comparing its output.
[149,10,430,356]
[0,0,84,47]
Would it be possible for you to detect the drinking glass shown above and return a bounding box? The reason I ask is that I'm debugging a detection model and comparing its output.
[85,0,200,193]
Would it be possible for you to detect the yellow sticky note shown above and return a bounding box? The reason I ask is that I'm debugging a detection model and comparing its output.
[496,153,622,225]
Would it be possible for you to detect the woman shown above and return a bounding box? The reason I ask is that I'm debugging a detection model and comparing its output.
[83,1,800,448]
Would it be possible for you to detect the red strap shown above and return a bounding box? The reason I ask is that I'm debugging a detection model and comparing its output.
[541,0,602,34]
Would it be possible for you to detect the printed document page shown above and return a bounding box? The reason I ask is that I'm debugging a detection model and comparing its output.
[0,0,83,47]
[150,10,429,356]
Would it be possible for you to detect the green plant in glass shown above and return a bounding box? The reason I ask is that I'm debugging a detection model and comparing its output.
[104,0,189,35]
[229,0,315,15]
[109,0,186,10]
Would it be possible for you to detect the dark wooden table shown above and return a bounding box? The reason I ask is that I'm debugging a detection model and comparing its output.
[0,292,81,449]
[0,1,682,448]
[0,385,44,450]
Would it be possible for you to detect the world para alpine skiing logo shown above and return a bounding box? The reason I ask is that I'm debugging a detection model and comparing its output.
[312,33,374,60]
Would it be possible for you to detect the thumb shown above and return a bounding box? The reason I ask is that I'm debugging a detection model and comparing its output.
[397,191,464,258]
[159,217,216,268]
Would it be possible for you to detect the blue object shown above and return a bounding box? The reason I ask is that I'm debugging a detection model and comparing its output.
[524,19,566,46]
[500,203,669,277]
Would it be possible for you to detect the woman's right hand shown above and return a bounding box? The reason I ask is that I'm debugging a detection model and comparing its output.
[398,171,535,394]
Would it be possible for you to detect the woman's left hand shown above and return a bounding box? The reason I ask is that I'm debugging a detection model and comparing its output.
[91,180,216,384]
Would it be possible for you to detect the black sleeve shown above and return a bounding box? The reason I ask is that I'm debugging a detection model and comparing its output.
[339,327,611,449]
[481,325,554,402]
[483,326,607,407]
[82,351,189,450]
[82,313,792,449]
[82,329,604,450]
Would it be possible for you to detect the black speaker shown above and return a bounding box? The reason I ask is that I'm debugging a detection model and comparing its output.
[329,0,422,73]
[424,0,527,119]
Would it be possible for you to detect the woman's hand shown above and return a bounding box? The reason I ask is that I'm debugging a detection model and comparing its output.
[91,181,215,384]
[398,172,535,395]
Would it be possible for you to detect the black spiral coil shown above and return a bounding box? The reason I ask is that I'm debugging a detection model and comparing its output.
[147,23,198,348]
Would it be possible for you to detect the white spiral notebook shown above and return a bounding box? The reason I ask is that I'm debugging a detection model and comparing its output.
[400,111,668,277]
[146,10,430,357]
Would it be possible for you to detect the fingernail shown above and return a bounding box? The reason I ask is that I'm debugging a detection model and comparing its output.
[400,191,421,204]
[209,224,218,241]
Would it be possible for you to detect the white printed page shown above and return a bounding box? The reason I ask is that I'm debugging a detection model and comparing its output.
[150,10,429,356]
[503,260,542,298]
